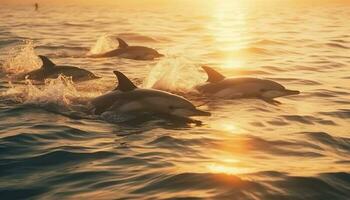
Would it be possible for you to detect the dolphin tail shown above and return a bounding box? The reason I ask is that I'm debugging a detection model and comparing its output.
[113,71,137,92]
[117,38,129,49]
[201,65,225,83]
[38,55,55,70]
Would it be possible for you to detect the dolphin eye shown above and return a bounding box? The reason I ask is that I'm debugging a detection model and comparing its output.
[169,105,180,110]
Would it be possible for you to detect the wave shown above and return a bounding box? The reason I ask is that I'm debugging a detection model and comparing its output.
[130,172,350,200]
[282,115,336,125]
[0,125,96,144]
[206,47,271,59]
[262,66,287,72]
[251,39,285,46]
[290,65,321,72]
[234,69,272,75]
[62,22,90,27]
[330,39,349,44]
[245,136,324,157]
[0,150,116,182]
[319,109,350,119]
[0,39,21,47]
[0,187,48,200]
[0,150,118,199]
[36,45,89,51]
[310,89,349,98]
[269,77,321,85]
[304,132,350,153]
[326,42,349,49]
[148,135,218,154]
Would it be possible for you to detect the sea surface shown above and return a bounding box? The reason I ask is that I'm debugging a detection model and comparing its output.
[0,1,350,199]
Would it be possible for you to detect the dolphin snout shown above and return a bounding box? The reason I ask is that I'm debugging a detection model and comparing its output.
[285,89,300,96]
[171,108,211,117]
[192,108,211,116]
[262,89,300,99]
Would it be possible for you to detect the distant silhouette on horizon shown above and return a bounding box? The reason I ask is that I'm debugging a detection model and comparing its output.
[35,3,39,11]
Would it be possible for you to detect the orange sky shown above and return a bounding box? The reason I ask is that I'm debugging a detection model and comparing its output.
[1,0,349,7]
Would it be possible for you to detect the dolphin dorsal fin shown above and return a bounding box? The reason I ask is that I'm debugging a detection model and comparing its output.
[38,55,55,70]
[117,38,129,49]
[113,71,137,92]
[201,66,225,83]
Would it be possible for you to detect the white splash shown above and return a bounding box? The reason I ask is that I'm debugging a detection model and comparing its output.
[143,56,205,93]
[3,75,80,106]
[88,34,118,55]
[1,40,40,75]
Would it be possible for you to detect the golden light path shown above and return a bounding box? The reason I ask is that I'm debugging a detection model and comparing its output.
[201,1,249,176]
[209,0,248,69]
[207,157,247,175]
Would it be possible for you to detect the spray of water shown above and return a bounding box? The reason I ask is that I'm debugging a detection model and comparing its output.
[3,75,80,106]
[1,40,41,75]
[88,34,119,55]
[143,56,205,93]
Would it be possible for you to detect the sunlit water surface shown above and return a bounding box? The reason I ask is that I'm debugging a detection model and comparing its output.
[0,1,349,199]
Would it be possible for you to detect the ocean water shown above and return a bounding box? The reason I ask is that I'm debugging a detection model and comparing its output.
[0,1,350,199]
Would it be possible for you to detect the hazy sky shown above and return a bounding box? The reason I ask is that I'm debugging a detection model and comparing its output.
[0,0,349,6]
[1,0,177,4]
[1,0,349,3]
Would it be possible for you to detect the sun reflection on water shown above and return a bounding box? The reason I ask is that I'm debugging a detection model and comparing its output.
[208,164,241,175]
[209,0,248,69]
[210,119,244,134]
[207,156,251,175]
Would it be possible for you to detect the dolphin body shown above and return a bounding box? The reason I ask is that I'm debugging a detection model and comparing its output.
[90,38,163,60]
[196,66,300,104]
[90,71,210,120]
[22,55,100,82]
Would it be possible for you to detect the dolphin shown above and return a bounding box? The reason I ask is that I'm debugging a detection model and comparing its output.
[196,66,300,104]
[90,38,164,60]
[90,71,210,120]
[22,55,100,82]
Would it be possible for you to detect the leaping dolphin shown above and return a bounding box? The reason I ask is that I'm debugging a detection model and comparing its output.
[90,38,164,60]
[22,55,100,82]
[90,71,210,120]
[196,66,300,104]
